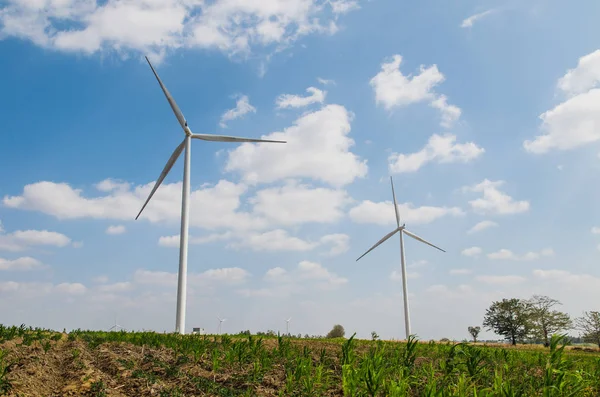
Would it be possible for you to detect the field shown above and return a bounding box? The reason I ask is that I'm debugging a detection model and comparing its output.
[1,325,599,396]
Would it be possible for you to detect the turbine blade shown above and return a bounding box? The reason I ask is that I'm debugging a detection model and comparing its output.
[390,176,401,227]
[192,133,286,144]
[403,229,446,252]
[135,139,186,220]
[145,56,188,131]
[356,227,401,262]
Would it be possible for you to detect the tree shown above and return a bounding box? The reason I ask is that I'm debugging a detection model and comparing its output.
[483,298,531,345]
[326,324,345,338]
[576,311,600,348]
[468,326,481,343]
[371,331,379,341]
[526,295,572,347]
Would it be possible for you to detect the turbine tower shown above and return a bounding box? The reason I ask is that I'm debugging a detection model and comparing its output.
[285,317,291,335]
[136,56,286,334]
[217,316,226,335]
[356,176,445,339]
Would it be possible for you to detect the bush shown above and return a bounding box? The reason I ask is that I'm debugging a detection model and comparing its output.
[326,324,345,338]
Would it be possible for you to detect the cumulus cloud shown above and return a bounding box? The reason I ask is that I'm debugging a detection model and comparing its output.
[487,248,554,261]
[388,134,484,173]
[461,247,482,257]
[225,104,367,187]
[462,179,530,215]
[0,226,72,252]
[349,200,463,226]
[134,267,250,287]
[239,260,347,297]
[220,95,256,128]
[276,87,326,109]
[0,256,44,271]
[0,0,360,61]
[106,225,126,235]
[524,49,600,153]
[159,230,350,256]
[467,220,498,234]
[370,54,461,127]
[4,179,263,231]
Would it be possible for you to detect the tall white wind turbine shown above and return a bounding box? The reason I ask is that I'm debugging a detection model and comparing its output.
[356,176,445,339]
[285,317,291,335]
[136,56,286,335]
[217,316,226,335]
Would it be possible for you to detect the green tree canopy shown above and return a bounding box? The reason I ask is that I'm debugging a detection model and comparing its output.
[468,326,481,343]
[526,295,572,347]
[483,298,531,345]
[576,311,600,348]
[326,324,345,338]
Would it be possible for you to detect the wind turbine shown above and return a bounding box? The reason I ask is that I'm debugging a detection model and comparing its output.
[285,317,291,335]
[217,316,226,335]
[135,56,287,335]
[356,176,445,340]
[108,314,125,332]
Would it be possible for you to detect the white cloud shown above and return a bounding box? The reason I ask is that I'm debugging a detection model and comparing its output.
[429,95,462,128]
[3,179,267,231]
[524,50,600,154]
[95,179,130,193]
[55,283,87,295]
[0,0,360,61]
[463,179,530,215]
[239,260,347,297]
[160,229,349,255]
[0,227,72,252]
[533,269,600,291]
[467,220,498,234]
[524,89,600,154]
[317,77,335,85]
[276,87,326,109]
[133,267,250,287]
[557,49,600,96]
[370,54,461,127]
[0,256,44,271]
[592,227,600,234]
[449,268,472,275]
[296,260,348,289]
[249,181,350,225]
[329,0,360,14]
[475,275,526,285]
[219,95,256,128]
[487,248,554,261]
[349,200,463,226]
[106,225,126,235]
[225,104,367,187]
[319,233,350,256]
[461,247,482,257]
[388,134,484,173]
[460,9,496,28]
[231,229,320,252]
[97,282,133,293]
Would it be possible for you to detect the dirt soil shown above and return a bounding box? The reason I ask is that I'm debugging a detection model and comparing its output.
[0,336,346,397]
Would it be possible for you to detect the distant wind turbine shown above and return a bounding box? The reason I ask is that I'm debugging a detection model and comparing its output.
[135,56,286,335]
[285,317,292,335]
[356,176,446,339]
[217,316,226,335]
[108,315,125,332]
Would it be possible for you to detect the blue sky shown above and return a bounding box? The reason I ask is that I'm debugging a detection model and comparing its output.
[1,0,600,341]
